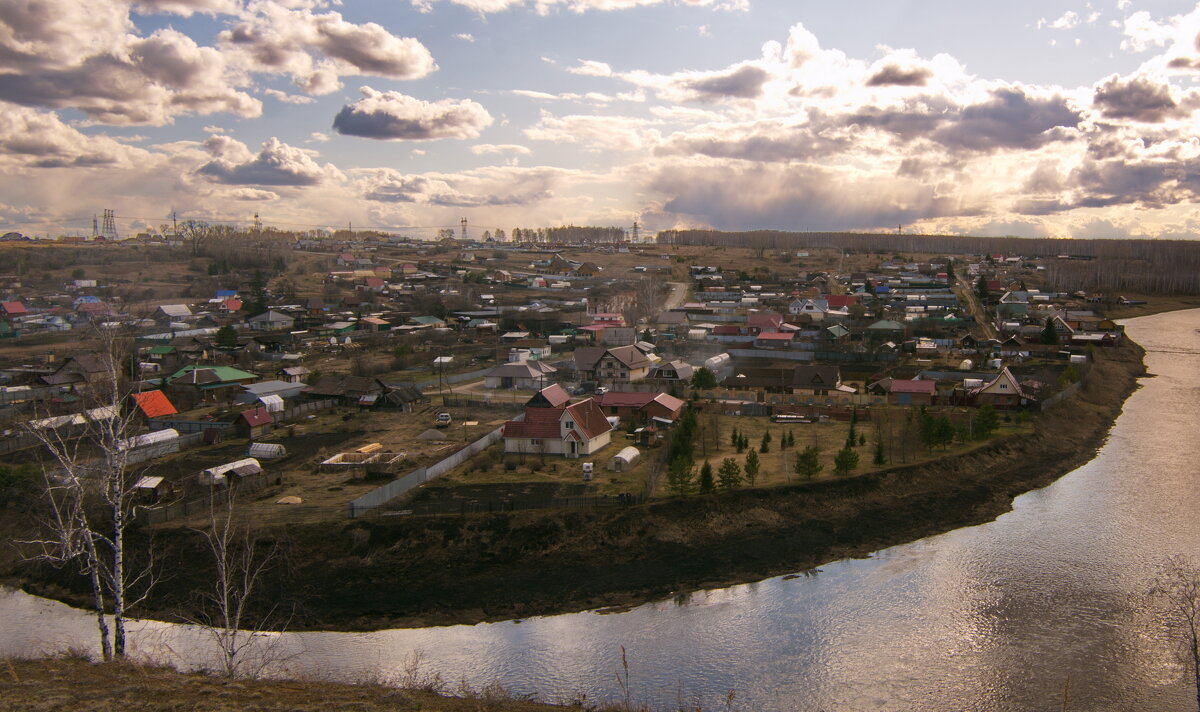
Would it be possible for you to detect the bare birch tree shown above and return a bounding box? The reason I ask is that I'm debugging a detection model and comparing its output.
[1150,556,1200,711]
[189,491,284,678]
[21,328,155,660]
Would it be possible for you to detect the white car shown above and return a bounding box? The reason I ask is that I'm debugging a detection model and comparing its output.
[594,386,609,395]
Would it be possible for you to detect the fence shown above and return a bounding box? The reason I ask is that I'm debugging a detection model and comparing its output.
[136,470,274,526]
[346,426,506,518]
[394,493,641,516]
[413,368,490,390]
[149,418,233,434]
[278,398,335,421]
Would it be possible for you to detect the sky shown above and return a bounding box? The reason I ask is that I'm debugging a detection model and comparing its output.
[4,0,1200,240]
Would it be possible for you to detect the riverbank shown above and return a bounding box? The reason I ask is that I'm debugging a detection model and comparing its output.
[0,656,577,711]
[6,340,1146,631]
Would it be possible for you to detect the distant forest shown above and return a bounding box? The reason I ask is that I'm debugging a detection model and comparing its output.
[656,229,1200,295]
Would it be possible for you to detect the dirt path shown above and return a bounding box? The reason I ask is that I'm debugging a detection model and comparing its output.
[663,281,688,311]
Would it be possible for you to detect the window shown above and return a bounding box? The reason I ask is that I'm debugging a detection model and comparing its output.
[531,439,541,446]
[565,421,574,429]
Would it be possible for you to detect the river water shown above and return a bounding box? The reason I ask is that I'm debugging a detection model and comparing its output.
[2,309,1199,711]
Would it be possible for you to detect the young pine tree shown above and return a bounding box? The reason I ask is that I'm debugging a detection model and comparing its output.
[717,458,743,491]
[759,432,770,454]
[794,445,823,480]
[698,461,715,494]
[744,449,760,486]
[834,446,860,475]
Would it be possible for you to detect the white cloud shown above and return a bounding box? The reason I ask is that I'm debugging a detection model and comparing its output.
[455,33,476,42]
[1120,10,1177,52]
[309,131,330,142]
[1038,11,1080,30]
[0,104,145,168]
[471,143,533,155]
[219,2,437,95]
[265,88,317,104]
[198,135,341,186]
[411,0,748,14]
[524,111,659,150]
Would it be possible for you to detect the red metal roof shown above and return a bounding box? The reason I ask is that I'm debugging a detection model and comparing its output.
[503,407,564,439]
[1,301,27,315]
[238,407,274,427]
[131,390,178,418]
[756,332,795,341]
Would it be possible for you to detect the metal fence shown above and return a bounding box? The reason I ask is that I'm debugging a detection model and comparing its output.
[394,493,641,516]
[346,426,506,518]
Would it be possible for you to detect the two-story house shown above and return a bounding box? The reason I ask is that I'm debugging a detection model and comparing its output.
[502,386,613,458]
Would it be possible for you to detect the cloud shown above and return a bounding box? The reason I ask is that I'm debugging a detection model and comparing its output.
[656,121,849,162]
[568,59,614,77]
[219,3,436,94]
[265,88,317,104]
[1037,11,1080,30]
[0,104,142,168]
[332,87,493,140]
[411,0,748,14]
[647,160,970,231]
[1120,10,1177,52]
[678,64,769,101]
[525,111,658,150]
[359,165,572,207]
[308,131,330,142]
[0,26,261,125]
[454,33,476,42]
[1092,74,1180,122]
[226,187,281,201]
[197,135,337,186]
[865,64,932,87]
[471,143,532,155]
[132,0,242,17]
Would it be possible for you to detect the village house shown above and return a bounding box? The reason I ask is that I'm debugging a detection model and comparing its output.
[247,309,296,331]
[970,367,1031,409]
[235,407,274,439]
[867,378,937,406]
[574,345,653,386]
[502,386,613,458]
[595,391,685,423]
[483,360,558,390]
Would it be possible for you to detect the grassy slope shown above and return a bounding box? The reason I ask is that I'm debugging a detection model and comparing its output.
[0,657,573,712]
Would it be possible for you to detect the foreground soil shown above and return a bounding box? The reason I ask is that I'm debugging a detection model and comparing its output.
[0,657,573,712]
[9,341,1146,631]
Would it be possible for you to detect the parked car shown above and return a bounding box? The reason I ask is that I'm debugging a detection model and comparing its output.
[594,386,609,395]
[435,412,452,427]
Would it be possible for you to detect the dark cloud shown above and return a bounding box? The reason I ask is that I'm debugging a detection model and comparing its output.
[1093,75,1180,123]
[649,162,970,232]
[333,87,492,141]
[364,176,427,202]
[843,104,945,141]
[866,64,932,87]
[680,65,769,101]
[655,125,849,162]
[931,88,1080,152]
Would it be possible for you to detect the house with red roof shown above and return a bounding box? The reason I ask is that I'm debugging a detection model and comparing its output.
[595,391,684,423]
[866,378,937,406]
[502,387,613,458]
[1,301,28,317]
[130,390,178,419]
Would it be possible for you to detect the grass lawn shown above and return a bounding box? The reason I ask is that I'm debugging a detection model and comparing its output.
[689,410,1034,488]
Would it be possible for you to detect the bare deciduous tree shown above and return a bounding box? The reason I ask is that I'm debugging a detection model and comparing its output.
[1151,556,1200,711]
[21,328,155,660]
[189,492,285,678]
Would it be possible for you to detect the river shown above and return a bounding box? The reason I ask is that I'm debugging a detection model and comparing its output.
[2,309,1199,711]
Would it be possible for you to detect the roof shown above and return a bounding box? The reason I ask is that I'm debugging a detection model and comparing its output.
[157,304,192,318]
[167,365,258,385]
[756,332,795,341]
[303,375,382,398]
[564,398,612,438]
[238,407,274,427]
[601,345,652,370]
[241,380,300,396]
[488,361,558,379]
[130,390,178,418]
[596,392,685,412]
[526,384,571,408]
[870,378,937,395]
[1,301,27,315]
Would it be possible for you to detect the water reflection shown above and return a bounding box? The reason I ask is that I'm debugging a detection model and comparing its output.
[1,309,1198,711]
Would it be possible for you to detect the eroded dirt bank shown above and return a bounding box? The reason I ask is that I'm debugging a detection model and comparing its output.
[10,342,1146,631]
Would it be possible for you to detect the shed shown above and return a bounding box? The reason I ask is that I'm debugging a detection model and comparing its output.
[608,446,641,472]
[258,394,284,413]
[236,407,274,439]
[199,458,262,487]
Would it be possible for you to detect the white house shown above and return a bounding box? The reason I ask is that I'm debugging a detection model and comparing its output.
[502,388,612,458]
